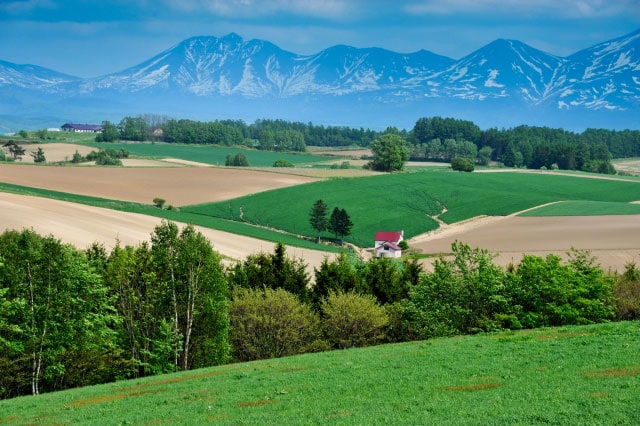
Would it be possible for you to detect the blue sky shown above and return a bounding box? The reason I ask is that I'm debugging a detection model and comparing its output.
[1,0,639,78]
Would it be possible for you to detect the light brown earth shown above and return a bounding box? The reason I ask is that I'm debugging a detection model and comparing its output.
[2,142,99,163]
[0,163,319,206]
[613,158,640,176]
[0,192,335,273]
[408,214,640,273]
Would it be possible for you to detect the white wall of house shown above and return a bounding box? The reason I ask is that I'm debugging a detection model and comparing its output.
[376,245,402,258]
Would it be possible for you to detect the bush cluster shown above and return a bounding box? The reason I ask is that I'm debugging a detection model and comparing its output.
[85,148,129,166]
[451,157,474,172]
[1,225,632,399]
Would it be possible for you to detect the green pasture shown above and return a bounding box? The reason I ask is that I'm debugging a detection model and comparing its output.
[183,171,640,247]
[82,142,335,167]
[1,321,638,425]
[521,200,640,216]
[0,183,341,254]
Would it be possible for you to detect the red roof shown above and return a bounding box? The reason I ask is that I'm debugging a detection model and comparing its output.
[374,231,403,243]
[381,242,401,250]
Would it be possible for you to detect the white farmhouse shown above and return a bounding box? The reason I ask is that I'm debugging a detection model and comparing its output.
[374,231,404,258]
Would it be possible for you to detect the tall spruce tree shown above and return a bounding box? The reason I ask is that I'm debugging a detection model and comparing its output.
[329,207,353,245]
[309,199,329,243]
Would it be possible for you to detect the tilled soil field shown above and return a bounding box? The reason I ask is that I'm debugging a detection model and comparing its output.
[409,215,640,273]
[0,163,318,206]
[0,192,335,273]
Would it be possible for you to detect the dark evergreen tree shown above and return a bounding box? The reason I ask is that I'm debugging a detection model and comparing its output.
[328,208,353,245]
[309,199,329,243]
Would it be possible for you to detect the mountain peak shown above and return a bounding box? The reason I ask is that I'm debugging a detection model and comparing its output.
[0,30,638,131]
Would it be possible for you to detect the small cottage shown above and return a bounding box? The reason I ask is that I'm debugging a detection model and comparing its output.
[61,123,103,133]
[374,231,404,258]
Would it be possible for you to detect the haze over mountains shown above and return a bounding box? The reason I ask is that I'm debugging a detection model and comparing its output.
[1,29,639,132]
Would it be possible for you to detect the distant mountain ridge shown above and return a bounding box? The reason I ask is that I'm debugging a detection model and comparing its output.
[1,29,639,132]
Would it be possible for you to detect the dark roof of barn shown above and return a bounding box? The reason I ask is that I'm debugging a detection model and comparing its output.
[61,123,102,130]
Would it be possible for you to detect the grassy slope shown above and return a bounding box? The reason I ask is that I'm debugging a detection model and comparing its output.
[1,321,638,425]
[183,170,640,247]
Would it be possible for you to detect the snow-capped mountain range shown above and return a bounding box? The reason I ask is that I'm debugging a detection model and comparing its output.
[1,29,639,132]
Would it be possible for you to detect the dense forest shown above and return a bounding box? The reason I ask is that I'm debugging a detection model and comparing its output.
[98,115,640,174]
[1,225,638,399]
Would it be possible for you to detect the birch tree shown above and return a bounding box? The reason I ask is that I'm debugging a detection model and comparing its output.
[151,221,229,370]
[0,229,116,396]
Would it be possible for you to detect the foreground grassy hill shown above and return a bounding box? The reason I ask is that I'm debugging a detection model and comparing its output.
[1,321,638,425]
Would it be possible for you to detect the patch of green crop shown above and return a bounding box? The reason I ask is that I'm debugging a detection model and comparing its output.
[82,142,335,166]
[184,170,640,247]
[520,200,640,216]
[1,321,638,424]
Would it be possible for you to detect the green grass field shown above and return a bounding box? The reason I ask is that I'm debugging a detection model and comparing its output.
[82,142,335,167]
[521,200,640,216]
[1,321,637,425]
[183,170,640,247]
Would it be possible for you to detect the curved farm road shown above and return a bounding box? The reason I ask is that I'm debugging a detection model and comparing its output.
[0,192,335,273]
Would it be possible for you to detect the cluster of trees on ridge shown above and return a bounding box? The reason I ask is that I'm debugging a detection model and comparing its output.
[93,115,640,174]
[1,224,639,399]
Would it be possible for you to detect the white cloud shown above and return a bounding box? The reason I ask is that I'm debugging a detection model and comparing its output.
[0,0,56,14]
[403,0,640,19]
[162,0,354,20]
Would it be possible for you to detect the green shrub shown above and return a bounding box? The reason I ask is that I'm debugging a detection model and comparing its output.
[71,150,84,163]
[273,159,294,167]
[406,242,509,338]
[613,262,640,320]
[451,157,474,172]
[229,288,323,361]
[321,291,389,349]
[383,301,418,343]
[153,198,166,209]
[227,243,310,302]
[225,153,249,166]
[86,149,124,166]
[311,252,361,310]
[507,249,615,327]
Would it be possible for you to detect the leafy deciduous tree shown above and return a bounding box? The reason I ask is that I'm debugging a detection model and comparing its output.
[151,221,230,371]
[321,291,389,349]
[369,133,409,172]
[229,288,323,361]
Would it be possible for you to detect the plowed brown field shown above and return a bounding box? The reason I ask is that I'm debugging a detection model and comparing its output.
[409,215,640,273]
[0,163,318,206]
[0,192,335,272]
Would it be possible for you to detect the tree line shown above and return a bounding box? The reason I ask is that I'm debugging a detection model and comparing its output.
[94,114,638,174]
[96,116,377,152]
[2,225,638,399]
